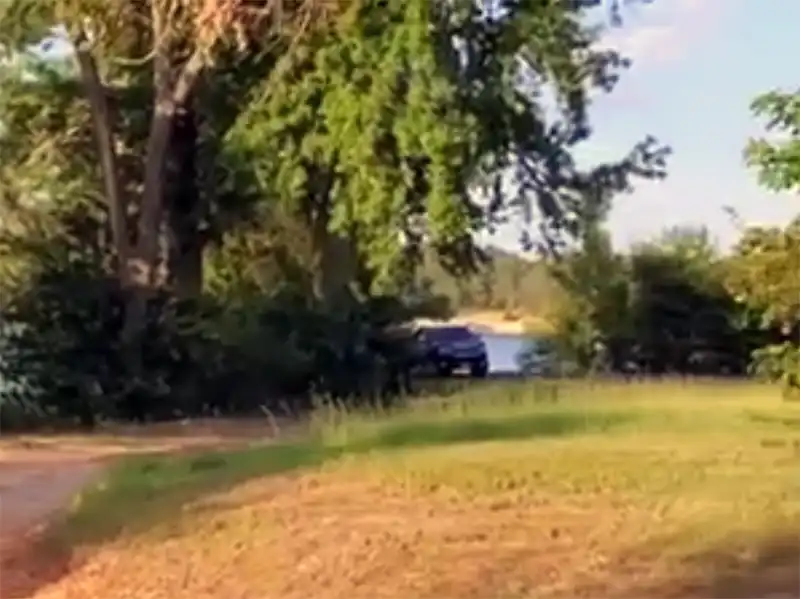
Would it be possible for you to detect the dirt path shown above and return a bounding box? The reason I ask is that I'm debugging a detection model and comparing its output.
[0,418,284,535]
[0,456,103,555]
[0,419,286,598]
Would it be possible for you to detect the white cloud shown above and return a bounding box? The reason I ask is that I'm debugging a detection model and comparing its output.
[605,23,683,65]
[598,0,720,67]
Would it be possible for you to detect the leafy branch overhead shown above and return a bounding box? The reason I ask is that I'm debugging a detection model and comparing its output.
[746,89,800,193]
[229,0,670,291]
[735,87,800,327]
[0,0,340,343]
[727,87,800,394]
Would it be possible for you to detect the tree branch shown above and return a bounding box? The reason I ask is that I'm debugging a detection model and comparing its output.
[136,3,206,288]
[72,28,131,285]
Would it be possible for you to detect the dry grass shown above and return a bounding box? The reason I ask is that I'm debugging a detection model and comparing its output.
[6,380,800,599]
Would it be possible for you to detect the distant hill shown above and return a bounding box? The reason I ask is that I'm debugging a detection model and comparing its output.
[418,246,562,321]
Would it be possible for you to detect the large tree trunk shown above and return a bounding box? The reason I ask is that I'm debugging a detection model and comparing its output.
[167,96,203,299]
[73,10,207,369]
[305,164,358,302]
[309,204,360,303]
[126,43,205,341]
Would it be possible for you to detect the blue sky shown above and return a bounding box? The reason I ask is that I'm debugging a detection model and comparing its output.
[488,0,799,253]
[39,1,796,254]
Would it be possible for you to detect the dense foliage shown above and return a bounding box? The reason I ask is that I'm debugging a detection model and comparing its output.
[538,99,799,389]
[0,0,795,429]
[510,85,799,391]
[0,0,667,429]
[723,90,800,394]
[537,226,759,377]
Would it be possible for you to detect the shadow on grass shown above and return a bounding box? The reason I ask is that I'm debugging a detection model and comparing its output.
[341,411,634,452]
[9,409,636,598]
[698,535,800,599]
[56,410,636,545]
[1,442,334,599]
[747,411,800,430]
[633,533,800,599]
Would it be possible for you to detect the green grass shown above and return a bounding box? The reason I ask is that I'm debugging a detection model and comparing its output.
[55,440,331,544]
[52,378,800,551]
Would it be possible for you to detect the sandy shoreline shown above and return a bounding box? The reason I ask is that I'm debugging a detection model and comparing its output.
[416,310,551,336]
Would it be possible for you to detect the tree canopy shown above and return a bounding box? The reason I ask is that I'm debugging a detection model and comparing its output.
[2,0,797,430]
[725,88,800,393]
[535,86,799,392]
[0,0,672,427]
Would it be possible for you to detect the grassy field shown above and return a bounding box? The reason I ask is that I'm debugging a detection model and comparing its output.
[16,380,800,598]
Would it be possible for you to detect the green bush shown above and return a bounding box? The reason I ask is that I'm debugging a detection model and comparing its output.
[0,254,427,431]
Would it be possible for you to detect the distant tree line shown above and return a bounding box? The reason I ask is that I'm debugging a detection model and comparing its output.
[417,247,561,320]
[423,220,800,395]
[540,85,800,393]
[544,224,797,384]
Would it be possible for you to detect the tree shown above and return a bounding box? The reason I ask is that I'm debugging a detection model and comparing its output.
[0,0,670,427]
[0,2,343,426]
[548,223,632,371]
[228,0,669,298]
[0,0,666,305]
[548,225,748,377]
[0,0,337,342]
[746,90,800,194]
[628,236,744,375]
[727,219,800,393]
[727,88,800,395]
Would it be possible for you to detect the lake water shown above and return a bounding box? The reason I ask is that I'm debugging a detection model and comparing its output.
[481,333,535,373]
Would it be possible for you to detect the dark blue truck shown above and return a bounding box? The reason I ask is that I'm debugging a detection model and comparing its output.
[415,325,489,378]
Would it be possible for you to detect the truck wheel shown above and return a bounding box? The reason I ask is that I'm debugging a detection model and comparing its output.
[436,363,454,377]
[470,360,488,378]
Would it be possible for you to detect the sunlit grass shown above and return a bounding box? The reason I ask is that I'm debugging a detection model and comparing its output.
[311,378,799,447]
[29,378,800,598]
[51,379,800,561]
[309,379,800,566]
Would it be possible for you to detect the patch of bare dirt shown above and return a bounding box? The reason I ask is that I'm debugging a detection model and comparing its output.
[0,417,289,459]
[0,418,283,598]
[21,469,797,599]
